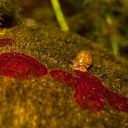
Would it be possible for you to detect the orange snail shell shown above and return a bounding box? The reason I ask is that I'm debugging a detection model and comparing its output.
[72,50,92,72]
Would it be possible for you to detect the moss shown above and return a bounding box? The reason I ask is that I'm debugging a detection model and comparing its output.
[0,0,21,28]
[0,22,127,127]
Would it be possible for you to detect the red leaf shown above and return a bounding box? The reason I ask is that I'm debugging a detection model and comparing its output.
[74,72,105,111]
[50,69,78,87]
[0,38,15,47]
[105,90,128,112]
[0,53,48,79]
[74,70,128,112]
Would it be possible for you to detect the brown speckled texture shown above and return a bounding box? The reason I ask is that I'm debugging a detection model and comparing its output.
[0,23,128,128]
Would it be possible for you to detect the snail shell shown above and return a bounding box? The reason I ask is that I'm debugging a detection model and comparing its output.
[72,50,92,72]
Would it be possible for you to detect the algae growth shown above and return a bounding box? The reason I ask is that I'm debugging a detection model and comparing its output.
[0,0,128,128]
[0,23,127,128]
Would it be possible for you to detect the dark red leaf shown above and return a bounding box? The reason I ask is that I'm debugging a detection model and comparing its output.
[74,70,128,112]
[50,69,78,87]
[74,73,105,111]
[105,90,128,112]
[0,53,48,79]
[0,38,15,47]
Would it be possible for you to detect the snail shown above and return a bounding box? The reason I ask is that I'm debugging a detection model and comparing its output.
[72,50,92,72]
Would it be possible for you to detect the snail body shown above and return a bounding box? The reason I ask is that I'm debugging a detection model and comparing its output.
[72,50,92,72]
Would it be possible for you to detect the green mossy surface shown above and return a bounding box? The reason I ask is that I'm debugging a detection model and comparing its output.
[0,22,128,127]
